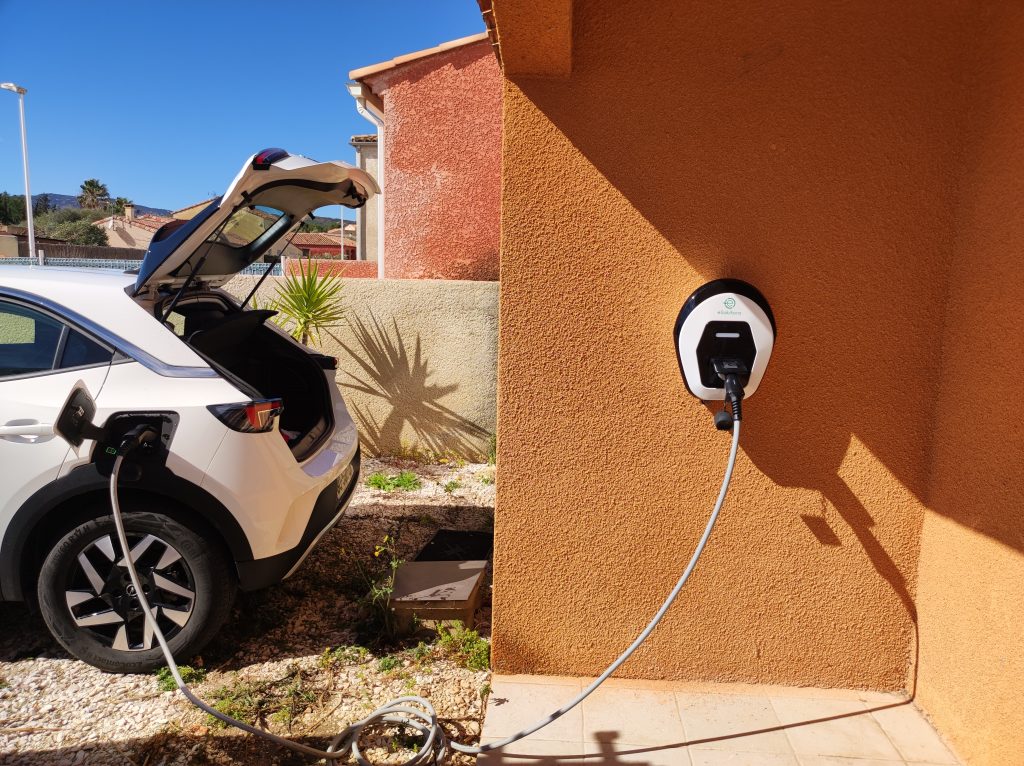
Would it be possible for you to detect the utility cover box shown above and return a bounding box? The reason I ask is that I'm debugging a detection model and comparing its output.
[390,559,487,632]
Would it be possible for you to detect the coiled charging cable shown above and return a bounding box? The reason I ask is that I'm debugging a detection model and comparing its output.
[109,420,741,764]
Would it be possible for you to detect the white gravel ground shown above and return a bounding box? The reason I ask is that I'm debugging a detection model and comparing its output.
[0,457,494,765]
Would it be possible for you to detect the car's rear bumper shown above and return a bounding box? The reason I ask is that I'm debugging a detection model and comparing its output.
[235,446,360,591]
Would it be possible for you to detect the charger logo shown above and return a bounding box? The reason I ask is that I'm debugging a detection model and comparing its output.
[723,297,736,309]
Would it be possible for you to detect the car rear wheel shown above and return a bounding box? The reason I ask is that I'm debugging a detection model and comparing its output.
[37,509,236,673]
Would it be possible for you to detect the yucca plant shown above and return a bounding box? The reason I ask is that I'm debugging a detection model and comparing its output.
[267,258,345,346]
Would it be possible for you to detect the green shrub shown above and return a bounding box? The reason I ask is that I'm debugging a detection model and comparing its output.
[155,665,206,692]
[266,257,344,346]
[377,655,401,674]
[366,471,422,492]
[442,480,461,494]
[319,645,370,668]
[436,621,490,671]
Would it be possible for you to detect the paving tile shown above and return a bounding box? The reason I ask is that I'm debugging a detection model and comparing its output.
[769,697,901,760]
[796,758,905,765]
[483,681,585,742]
[869,703,959,764]
[584,740,691,766]
[478,737,588,765]
[690,751,799,765]
[496,674,588,688]
[676,693,793,753]
[582,686,686,746]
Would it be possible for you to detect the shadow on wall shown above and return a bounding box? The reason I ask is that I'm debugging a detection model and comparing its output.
[339,310,491,460]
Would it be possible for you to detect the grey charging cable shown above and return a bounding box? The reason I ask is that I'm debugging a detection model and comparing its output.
[108,420,741,764]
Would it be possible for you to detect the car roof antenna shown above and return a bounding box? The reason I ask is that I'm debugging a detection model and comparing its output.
[240,213,314,310]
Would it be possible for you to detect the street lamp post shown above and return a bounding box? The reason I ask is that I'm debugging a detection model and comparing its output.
[1,83,39,265]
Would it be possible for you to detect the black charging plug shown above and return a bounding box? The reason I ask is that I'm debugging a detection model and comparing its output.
[117,424,160,456]
[711,358,748,425]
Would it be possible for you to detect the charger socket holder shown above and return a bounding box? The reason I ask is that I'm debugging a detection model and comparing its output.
[674,279,776,401]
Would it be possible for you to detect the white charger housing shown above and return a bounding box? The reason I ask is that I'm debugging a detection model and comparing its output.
[674,279,776,401]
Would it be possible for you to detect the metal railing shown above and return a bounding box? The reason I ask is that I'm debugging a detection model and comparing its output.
[0,257,282,276]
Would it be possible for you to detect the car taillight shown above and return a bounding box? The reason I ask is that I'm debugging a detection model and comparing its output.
[207,399,283,433]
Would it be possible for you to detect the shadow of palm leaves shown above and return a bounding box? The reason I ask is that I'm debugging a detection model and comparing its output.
[339,310,490,459]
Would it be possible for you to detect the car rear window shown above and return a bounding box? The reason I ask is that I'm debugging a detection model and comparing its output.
[59,329,113,369]
[206,205,287,248]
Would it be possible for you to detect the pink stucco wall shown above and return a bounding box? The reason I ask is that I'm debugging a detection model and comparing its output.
[365,40,502,281]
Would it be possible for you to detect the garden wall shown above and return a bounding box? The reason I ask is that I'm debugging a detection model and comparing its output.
[225,276,498,461]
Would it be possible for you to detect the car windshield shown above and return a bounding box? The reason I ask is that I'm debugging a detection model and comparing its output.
[206,205,287,248]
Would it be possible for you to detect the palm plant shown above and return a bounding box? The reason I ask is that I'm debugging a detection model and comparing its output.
[111,197,132,215]
[267,258,345,346]
[77,179,110,210]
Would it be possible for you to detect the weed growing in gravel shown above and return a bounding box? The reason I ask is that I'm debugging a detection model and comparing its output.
[366,471,422,492]
[207,665,319,730]
[488,434,497,466]
[319,644,370,668]
[0,674,7,689]
[346,533,405,644]
[442,479,461,494]
[480,682,492,700]
[478,470,495,486]
[436,621,490,671]
[410,641,433,663]
[155,665,206,692]
[377,655,401,674]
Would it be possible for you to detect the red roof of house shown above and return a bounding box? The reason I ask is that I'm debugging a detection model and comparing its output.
[90,213,176,233]
[291,232,341,247]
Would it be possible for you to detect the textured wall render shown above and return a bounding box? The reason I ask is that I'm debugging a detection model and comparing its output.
[366,41,502,281]
[226,276,498,460]
[914,4,1024,763]
[492,0,978,691]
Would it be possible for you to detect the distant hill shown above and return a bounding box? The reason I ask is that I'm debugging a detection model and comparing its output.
[30,193,171,217]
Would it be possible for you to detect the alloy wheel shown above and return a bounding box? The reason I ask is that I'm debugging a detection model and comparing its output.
[63,533,196,651]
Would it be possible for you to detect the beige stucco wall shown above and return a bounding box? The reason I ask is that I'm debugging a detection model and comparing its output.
[353,141,379,263]
[102,221,157,250]
[225,276,497,460]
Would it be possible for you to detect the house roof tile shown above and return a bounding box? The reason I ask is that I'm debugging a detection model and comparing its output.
[349,32,490,83]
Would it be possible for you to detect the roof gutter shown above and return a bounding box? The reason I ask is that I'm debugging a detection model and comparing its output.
[347,83,385,279]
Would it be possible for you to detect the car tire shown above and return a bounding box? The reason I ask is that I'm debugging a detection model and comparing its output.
[37,508,236,673]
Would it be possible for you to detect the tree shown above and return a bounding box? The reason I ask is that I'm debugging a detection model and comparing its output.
[0,192,26,226]
[32,194,51,217]
[77,179,110,210]
[52,219,108,246]
[111,197,132,215]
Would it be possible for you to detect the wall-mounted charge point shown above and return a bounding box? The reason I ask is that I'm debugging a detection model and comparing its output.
[674,278,776,401]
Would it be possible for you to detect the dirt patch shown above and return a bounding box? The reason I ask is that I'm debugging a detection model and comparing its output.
[0,458,494,765]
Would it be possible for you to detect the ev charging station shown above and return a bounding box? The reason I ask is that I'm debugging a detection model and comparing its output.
[64,278,776,763]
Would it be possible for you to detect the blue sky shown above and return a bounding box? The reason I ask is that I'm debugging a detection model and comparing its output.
[0,1,484,216]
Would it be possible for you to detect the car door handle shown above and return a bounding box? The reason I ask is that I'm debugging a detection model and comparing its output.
[0,422,54,437]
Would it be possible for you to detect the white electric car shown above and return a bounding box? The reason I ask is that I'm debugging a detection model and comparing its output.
[0,149,377,672]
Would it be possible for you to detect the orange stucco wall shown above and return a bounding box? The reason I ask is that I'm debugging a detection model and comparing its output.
[914,5,1024,763]
[493,0,1009,689]
[365,41,502,281]
[491,1,1024,760]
